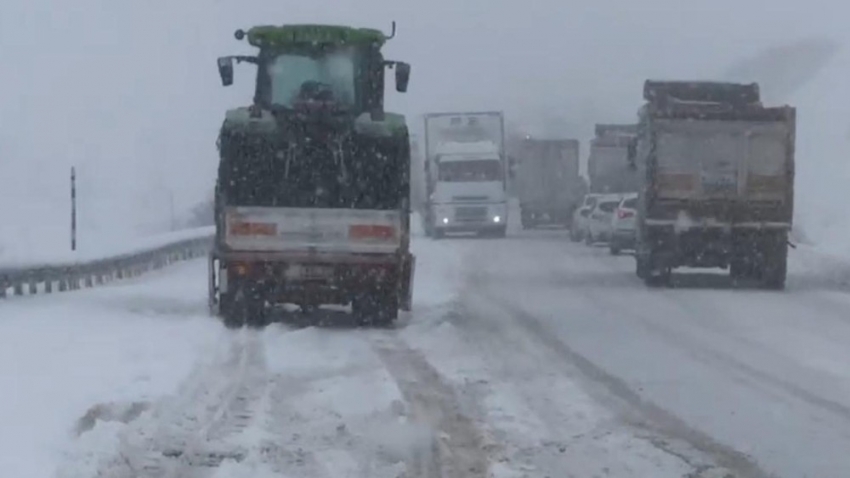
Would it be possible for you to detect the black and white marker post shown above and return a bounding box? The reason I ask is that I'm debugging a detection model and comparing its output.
[71,167,77,252]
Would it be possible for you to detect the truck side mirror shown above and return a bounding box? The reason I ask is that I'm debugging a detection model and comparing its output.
[217,57,234,87]
[395,62,411,92]
[626,138,637,171]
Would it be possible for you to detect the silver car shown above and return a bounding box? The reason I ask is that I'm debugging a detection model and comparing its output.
[570,193,602,242]
[585,194,624,245]
[609,194,639,255]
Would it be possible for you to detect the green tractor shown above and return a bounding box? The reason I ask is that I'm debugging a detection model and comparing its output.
[209,23,415,327]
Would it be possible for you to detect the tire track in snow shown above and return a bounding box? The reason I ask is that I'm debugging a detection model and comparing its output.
[102,328,269,478]
[372,334,490,478]
[479,290,770,478]
[604,289,850,422]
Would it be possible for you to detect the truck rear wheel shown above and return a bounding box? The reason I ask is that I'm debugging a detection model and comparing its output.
[220,290,269,329]
[520,209,533,229]
[641,252,671,287]
[760,233,788,290]
[635,254,648,279]
[353,287,398,327]
[644,268,672,287]
[220,293,246,329]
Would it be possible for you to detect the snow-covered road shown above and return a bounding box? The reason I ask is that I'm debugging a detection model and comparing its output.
[5,228,850,477]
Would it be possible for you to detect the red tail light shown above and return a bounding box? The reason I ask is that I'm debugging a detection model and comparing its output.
[617,209,634,219]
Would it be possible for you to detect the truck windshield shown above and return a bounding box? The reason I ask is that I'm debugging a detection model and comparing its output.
[438,159,503,182]
[267,50,356,108]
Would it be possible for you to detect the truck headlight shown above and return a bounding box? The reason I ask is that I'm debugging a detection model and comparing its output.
[493,216,501,223]
[442,217,449,224]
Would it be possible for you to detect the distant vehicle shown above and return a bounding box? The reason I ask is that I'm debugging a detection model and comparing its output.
[422,112,508,238]
[208,24,415,328]
[512,137,583,229]
[584,194,623,245]
[609,194,639,255]
[570,193,602,242]
[588,124,639,194]
[629,80,796,288]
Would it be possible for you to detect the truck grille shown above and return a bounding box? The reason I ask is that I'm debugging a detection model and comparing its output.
[454,206,488,221]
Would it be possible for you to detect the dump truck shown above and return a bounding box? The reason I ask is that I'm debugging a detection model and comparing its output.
[628,80,796,288]
[588,124,639,194]
[422,112,508,238]
[512,137,582,228]
[208,23,415,327]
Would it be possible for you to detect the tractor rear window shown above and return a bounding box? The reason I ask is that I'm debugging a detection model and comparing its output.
[268,51,356,108]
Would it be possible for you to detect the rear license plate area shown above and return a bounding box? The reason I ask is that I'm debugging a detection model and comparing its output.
[285,264,334,280]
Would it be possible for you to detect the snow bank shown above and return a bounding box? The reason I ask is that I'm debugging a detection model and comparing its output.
[0,260,220,478]
[785,47,850,258]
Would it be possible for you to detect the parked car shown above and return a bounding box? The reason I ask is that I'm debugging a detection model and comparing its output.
[585,195,623,245]
[570,193,602,242]
[609,193,638,255]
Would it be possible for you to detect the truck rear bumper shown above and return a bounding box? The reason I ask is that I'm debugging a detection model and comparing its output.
[210,250,413,308]
[644,219,791,230]
[640,224,789,269]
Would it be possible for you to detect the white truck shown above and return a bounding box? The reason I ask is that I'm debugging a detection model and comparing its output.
[422,112,509,238]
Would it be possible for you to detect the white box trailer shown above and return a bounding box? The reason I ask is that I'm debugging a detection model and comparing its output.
[422,111,509,238]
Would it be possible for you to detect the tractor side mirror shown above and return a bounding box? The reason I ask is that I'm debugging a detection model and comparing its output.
[626,138,637,171]
[217,57,234,87]
[395,62,411,92]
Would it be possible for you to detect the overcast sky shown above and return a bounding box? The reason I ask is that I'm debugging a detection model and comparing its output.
[2,0,849,253]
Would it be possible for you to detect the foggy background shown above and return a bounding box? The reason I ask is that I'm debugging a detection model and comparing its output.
[2,0,849,261]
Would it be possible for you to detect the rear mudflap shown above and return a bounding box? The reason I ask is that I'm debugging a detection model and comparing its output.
[207,253,220,316]
[400,253,416,311]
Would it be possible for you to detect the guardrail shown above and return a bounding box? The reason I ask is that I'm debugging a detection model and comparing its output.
[0,233,213,299]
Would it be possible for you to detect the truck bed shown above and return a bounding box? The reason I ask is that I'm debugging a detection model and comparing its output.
[651,118,792,204]
[222,206,404,256]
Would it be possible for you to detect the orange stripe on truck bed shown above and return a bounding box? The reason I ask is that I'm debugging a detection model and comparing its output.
[656,173,697,191]
[349,224,396,239]
[747,174,786,193]
[229,222,277,236]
